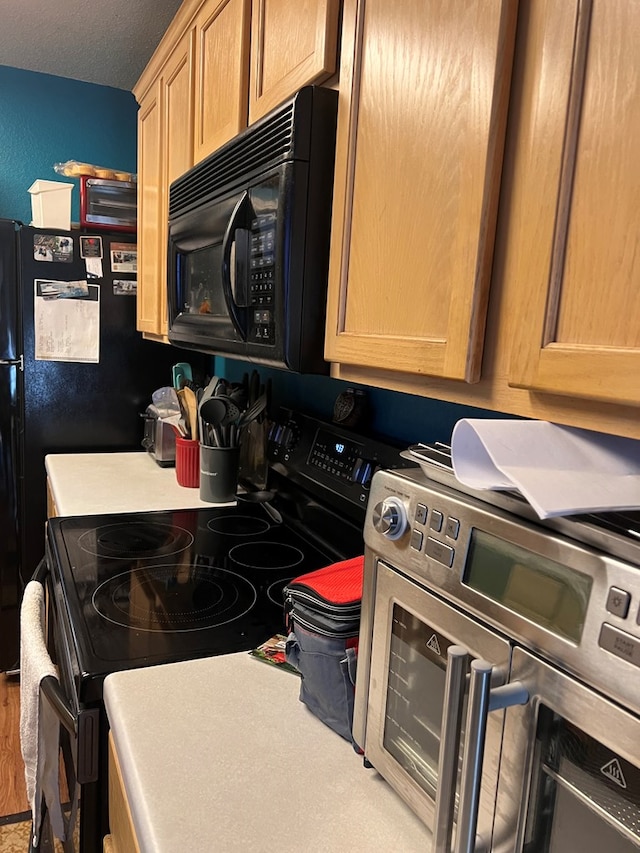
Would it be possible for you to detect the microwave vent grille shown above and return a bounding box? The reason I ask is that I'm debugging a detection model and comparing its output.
[170,99,301,218]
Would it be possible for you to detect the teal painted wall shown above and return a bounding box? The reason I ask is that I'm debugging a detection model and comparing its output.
[216,358,508,446]
[0,65,138,225]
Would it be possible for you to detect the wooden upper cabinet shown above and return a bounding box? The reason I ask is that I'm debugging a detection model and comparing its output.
[325,0,518,383]
[136,33,195,340]
[136,79,164,336]
[159,32,195,338]
[249,0,340,123]
[508,0,640,407]
[193,0,251,163]
[165,33,196,193]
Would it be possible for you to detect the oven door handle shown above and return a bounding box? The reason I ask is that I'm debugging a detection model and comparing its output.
[454,661,529,853]
[30,557,100,783]
[433,645,469,853]
[40,675,76,736]
[30,558,77,736]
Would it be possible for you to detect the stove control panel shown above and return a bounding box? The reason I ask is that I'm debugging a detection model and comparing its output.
[308,427,373,486]
[267,409,415,519]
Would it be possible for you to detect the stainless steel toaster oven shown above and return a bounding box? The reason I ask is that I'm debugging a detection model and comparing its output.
[355,462,640,853]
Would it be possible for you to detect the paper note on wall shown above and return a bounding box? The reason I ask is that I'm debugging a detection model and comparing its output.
[34,279,100,363]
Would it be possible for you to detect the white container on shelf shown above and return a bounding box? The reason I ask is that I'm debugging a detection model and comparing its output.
[28,179,74,229]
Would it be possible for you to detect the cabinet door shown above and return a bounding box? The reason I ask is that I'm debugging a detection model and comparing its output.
[108,733,141,853]
[249,0,340,123]
[508,0,640,407]
[137,35,195,340]
[159,32,196,338]
[193,0,251,164]
[325,0,517,383]
[136,79,164,336]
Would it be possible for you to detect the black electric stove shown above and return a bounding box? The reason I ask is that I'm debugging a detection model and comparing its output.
[48,499,359,699]
[43,409,413,853]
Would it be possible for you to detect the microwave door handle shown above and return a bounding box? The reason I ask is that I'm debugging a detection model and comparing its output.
[433,645,469,853]
[454,662,529,853]
[222,191,251,340]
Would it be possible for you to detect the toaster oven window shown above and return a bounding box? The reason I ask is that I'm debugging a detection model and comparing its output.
[463,530,592,643]
[523,705,640,852]
[382,604,464,798]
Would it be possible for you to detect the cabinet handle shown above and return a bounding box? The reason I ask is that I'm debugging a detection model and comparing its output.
[454,661,529,853]
[433,645,468,853]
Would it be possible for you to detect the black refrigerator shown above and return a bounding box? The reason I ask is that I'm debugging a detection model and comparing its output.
[0,219,206,672]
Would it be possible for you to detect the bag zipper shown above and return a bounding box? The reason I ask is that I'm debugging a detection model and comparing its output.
[287,607,360,639]
[284,586,361,617]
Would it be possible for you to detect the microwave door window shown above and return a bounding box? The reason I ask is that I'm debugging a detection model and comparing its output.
[179,244,238,340]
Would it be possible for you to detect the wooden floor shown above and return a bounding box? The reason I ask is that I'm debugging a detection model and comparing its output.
[0,674,29,817]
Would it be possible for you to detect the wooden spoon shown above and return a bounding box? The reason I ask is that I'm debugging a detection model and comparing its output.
[182,386,199,441]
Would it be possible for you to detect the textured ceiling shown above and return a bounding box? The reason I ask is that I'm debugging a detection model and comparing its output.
[0,0,183,91]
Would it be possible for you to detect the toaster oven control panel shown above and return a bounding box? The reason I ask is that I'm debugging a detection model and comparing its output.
[365,467,640,716]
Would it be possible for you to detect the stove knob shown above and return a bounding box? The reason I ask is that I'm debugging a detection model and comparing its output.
[372,497,407,540]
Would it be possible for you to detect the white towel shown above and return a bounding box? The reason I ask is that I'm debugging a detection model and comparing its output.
[19,581,66,844]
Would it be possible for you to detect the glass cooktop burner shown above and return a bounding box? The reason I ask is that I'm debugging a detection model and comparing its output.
[229,541,304,571]
[77,521,194,559]
[92,564,256,632]
[206,515,270,536]
[267,577,292,607]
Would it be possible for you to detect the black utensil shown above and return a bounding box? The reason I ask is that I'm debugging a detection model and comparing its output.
[236,489,282,524]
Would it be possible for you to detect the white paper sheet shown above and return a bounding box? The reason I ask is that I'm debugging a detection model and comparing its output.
[34,280,100,363]
[450,419,640,518]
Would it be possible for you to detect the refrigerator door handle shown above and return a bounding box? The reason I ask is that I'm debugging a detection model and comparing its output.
[0,355,23,370]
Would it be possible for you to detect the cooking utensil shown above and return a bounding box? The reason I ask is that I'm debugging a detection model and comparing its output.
[160,413,187,437]
[171,362,192,390]
[217,396,241,446]
[198,376,221,442]
[236,392,267,430]
[182,386,199,442]
[199,397,227,447]
[236,489,282,524]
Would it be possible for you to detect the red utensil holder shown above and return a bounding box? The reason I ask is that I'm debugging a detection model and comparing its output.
[175,436,199,488]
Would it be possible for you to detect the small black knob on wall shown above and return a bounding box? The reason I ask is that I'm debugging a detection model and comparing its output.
[332,388,369,428]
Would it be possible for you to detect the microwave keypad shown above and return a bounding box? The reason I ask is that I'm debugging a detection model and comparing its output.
[250,271,274,305]
[249,214,276,343]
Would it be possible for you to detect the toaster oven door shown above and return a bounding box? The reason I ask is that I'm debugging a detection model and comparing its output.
[493,647,640,853]
[363,561,512,851]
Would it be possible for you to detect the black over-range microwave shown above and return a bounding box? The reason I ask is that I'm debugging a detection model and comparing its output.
[167,86,338,373]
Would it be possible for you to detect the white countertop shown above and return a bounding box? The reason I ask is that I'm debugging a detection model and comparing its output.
[105,653,430,853]
[45,451,232,515]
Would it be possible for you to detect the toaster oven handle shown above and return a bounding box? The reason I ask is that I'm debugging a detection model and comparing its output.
[222,190,251,340]
[433,645,468,853]
[454,661,529,853]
